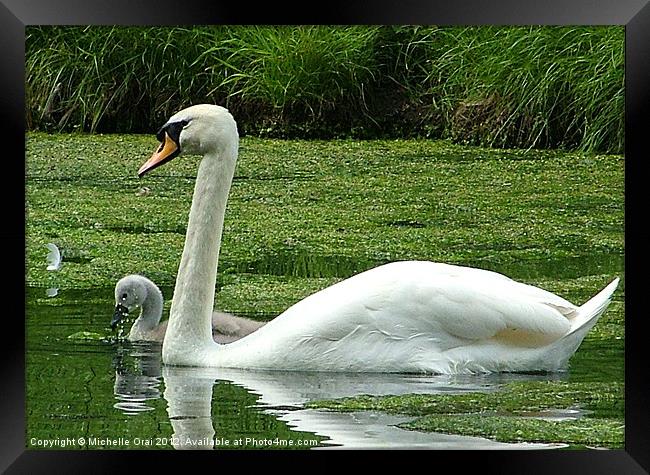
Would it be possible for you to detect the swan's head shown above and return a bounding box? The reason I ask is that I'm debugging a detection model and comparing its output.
[138,104,239,177]
[111,274,153,328]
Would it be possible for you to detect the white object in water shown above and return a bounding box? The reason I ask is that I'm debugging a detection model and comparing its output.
[45,243,61,271]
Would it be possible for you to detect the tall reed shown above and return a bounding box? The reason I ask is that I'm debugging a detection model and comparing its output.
[26,25,624,153]
[389,26,624,152]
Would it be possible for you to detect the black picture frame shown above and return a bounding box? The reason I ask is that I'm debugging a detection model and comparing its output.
[5,0,647,472]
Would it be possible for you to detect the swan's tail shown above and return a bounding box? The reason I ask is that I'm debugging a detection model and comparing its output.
[545,277,620,370]
[567,277,620,337]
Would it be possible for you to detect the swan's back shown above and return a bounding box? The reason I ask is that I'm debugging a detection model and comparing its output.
[210,261,615,373]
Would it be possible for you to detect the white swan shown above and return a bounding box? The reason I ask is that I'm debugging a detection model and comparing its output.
[112,274,265,344]
[137,104,619,373]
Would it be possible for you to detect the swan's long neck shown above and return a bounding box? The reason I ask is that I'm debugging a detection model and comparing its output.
[163,144,237,362]
[130,279,163,339]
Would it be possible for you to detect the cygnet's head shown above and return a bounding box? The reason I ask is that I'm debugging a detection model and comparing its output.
[111,274,151,329]
[138,104,238,177]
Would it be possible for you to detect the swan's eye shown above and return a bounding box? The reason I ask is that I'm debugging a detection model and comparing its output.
[121,293,127,300]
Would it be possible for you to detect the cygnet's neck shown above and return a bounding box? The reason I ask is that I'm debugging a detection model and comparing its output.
[163,145,237,361]
[129,278,164,340]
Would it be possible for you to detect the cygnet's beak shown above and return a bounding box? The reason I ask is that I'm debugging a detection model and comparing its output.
[111,303,129,329]
[138,131,180,177]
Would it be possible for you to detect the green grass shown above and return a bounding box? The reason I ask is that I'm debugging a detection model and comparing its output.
[396,26,625,152]
[198,26,380,112]
[26,133,623,279]
[26,26,623,152]
[25,26,382,137]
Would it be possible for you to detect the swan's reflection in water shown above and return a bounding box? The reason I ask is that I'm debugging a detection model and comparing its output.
[113,343,566,449]
[113,343,162,415]
[163,366,218,449]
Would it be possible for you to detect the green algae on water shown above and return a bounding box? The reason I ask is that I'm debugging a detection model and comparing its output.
[307,381,624,448]
[26,134,624,296]
[400,414,624,448]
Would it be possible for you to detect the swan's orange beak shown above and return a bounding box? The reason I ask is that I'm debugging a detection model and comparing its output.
[138,131,180,177]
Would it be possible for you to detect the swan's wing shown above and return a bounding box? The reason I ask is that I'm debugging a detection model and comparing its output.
[414,275,574,347]
[221,262,580,371]
[269,261,575,349]
[45,243,61,271]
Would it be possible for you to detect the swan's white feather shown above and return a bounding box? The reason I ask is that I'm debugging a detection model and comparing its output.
[45,243,61,271]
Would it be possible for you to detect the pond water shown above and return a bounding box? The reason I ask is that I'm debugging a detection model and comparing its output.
[26,253,624,450]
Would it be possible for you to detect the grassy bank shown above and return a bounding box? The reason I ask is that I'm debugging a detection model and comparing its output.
[26,26,624,153]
